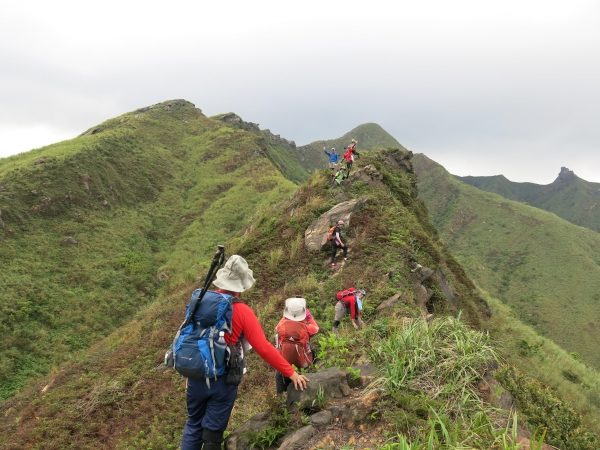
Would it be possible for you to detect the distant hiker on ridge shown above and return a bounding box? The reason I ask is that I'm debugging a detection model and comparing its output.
[180,255,308,450]
[274,297,319,394]
[343,148,354,175]
[348,139,360,160]
[332,287,366,333]
[332,167,346,186]
[329,220,347,267]
[324,147,339,170]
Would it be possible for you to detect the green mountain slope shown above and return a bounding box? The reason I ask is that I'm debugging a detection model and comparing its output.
[456,167,600,233]
[0,100,299,398]
[2,148,600,449]
[296,122,405,172]
[414,154,600,368]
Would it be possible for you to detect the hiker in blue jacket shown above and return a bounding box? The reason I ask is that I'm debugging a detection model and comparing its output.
[323,147,339,170]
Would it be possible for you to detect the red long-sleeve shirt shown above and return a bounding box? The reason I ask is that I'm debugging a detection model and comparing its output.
[216,291,295,378]
[343,294,361,320]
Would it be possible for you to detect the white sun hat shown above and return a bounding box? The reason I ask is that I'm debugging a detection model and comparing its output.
[213,255,256,293]
[283,297,307,321]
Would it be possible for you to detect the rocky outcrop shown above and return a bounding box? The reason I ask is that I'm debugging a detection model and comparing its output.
[304,198,370,251]
[61,237,78,246]
[554,167,577,183]
[410,265,459,311]
[286,368,351,409]
[216,113,261,133]
[345,164,385,189]
[227,365,382,450]
[34,158,47,165]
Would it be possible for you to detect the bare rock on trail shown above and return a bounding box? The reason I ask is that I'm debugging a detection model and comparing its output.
[225,411,271,450]
[304,198,370,251]
[286,367,351,409]
[277,425,317,450]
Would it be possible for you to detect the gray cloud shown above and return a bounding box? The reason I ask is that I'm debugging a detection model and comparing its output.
[1,0,599,183]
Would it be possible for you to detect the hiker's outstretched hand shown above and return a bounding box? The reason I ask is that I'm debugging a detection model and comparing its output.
[290,372,309,391]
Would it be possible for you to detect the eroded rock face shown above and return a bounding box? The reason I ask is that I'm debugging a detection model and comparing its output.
[431,269,459,308]
[304,198,370,251]
[286,368,351,409]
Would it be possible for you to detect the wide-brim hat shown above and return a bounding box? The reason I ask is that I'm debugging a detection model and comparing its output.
[213,255,256,293]
[283,297,307,321]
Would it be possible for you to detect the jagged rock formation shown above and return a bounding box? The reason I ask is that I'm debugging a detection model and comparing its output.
[554,166,577,183]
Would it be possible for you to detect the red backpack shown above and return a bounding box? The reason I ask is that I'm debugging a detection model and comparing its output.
[336,287,357,302]
[276,320,313,369]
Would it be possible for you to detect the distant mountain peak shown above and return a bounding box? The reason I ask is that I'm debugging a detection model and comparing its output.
[555,167,577,183]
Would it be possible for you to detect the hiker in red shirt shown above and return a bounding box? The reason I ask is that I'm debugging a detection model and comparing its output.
[181,255,309,450]
[274,297,320,393]
[343,148,354,175]
[332,288,366,334]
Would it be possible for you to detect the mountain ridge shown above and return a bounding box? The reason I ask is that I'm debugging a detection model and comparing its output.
[456,166,600,233]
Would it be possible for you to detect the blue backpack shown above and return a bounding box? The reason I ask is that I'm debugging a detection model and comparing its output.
[170,290,236,383]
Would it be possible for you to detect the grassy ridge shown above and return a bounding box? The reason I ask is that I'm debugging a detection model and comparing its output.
[0,100,297,398]
[414,153,600,368]
[296,122,405,172]
[2,148,600,448]
[456,171,600,233]
[0,148,493,448]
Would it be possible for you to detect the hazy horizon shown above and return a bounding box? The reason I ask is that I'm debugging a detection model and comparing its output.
[1,0,599,184]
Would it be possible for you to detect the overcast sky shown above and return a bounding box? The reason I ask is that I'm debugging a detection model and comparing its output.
[1,0,599,183]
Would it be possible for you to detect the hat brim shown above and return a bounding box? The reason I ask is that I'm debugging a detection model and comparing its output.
[283,310,307,321]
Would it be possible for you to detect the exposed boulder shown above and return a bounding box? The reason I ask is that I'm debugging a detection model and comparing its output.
[346,364,378,388]
[340,390,381,430]
[304,198,370,251]
[277,425,317,450]
[224,411,271,450]
[345,164,384,189]
[61,237,78,246]
[431,269,459,308]
[34,158,47,165]
[375,293,402,312]
[286,368,351,409]
[309,410,332,428]
[415,283,433,308]
[31,190,38,196]
[373,148,413,173]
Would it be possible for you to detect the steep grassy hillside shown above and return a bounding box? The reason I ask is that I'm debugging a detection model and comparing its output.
[457,167,600,233]
[296,123,405,172]
[0,100,298,399]
[2,148,600,449]
[414,154,600,368]
[0,148,495,448]
[211,113,310,184]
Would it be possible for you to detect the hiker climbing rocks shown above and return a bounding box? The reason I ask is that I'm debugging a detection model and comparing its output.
[274,297,319,394]
[329,220,347,267]
[343,147,354,175]
[323,147,339,170]
[180,255,308,450]
[332,288,366,333]
[332,167,346,186]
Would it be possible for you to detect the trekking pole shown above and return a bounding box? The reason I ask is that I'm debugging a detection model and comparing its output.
[184,245,226,327]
